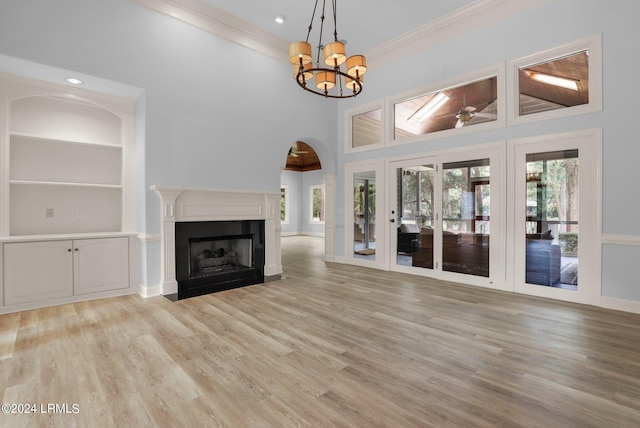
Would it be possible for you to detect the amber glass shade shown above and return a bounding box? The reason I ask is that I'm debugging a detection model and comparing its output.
[323,41,346,66]
[346,55,367,78]
[315,71,336,89]
[289,42,312,64]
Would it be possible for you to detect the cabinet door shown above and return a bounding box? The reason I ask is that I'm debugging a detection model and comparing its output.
[73,237,129,295]
[4,240,74,305]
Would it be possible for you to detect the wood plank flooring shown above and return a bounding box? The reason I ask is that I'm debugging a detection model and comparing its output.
[1,235,640,427]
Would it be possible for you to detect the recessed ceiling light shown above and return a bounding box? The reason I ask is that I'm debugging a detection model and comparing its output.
[274,14,286,24]
[65,77,83,85]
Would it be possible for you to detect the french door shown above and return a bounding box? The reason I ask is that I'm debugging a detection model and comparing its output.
[345,160,387,269]
[511,129,601,304]
[388,144,505,288]
[389,157,436,272]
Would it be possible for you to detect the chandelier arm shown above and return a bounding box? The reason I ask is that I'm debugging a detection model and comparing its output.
[295,67,362,99]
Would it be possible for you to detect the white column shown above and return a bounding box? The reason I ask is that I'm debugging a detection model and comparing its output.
[152,187,183,295]
[324,173,336,262]
[264,193,282,276]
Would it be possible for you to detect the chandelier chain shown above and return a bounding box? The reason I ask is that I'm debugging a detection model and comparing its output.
[332,0,338,42]
[305,0,319,43]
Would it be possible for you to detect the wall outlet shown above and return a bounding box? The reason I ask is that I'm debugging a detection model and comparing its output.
[46,208,54,218]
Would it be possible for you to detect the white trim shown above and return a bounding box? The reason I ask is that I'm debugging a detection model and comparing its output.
[602,234,640,246]
[509,128,602,305]
[309,184,325,225]
[137,233,162,243]
[324,173,336,262]
[367,0,550,69]
[600,296,640,315]
[344,159,387,271]
[507,33,602,126]
[139,283,161,298]
[132,0,550,68]
[280,185,289,225]
[130,0,289,61]
[344,101,384,155]
[385,64,506,146]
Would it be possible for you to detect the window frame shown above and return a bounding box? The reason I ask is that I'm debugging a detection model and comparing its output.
[309,184,325,224]
[280,185,289,225]
[385,64,506,146]
[507,33,602,126]
[344,100,385,155]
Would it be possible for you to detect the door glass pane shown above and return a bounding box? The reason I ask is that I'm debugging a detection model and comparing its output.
[353,171,376,260]
[442,159,490,277]
[525,150,579,289]
[395,165,434,269]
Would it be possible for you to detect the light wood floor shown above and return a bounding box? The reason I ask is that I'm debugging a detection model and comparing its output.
[1,235,640,427]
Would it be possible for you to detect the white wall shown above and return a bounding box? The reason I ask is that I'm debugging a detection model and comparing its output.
[280,170,303,235]
[301,170,326,236]
[335,0,640,305]
[280,169,326,236]
[0,0,337,292]
[2,0,639,306]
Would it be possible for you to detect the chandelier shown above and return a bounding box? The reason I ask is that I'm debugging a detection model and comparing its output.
[289,0,367,98]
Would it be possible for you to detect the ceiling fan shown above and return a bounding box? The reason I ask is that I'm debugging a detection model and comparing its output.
[288,141,309,157]
[455,87,497,128]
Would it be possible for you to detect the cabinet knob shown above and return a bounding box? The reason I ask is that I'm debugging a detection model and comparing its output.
[68,249,71,252]
[75,248,79,252]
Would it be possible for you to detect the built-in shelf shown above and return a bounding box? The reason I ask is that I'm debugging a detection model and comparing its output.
[1,72,137,314]
[1,73,134,238]
[10,132,122,149]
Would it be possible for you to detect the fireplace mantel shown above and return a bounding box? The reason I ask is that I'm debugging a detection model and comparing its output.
[151,185,282,295]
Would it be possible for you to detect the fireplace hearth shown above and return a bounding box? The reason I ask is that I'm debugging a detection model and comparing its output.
[175,220,265,299]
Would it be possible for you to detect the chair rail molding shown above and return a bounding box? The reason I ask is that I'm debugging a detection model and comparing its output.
[602,234,640,246]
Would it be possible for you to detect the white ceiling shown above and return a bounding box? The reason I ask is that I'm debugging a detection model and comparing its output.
[200,0,476,56]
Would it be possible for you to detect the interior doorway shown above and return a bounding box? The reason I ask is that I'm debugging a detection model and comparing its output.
[280,141,325,240]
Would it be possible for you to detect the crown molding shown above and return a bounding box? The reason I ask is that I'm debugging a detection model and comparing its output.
[131,0,289,62]
[131,0,549,68]
[365,0,551,69]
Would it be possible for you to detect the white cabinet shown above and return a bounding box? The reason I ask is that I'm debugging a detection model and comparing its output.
[74,238,129,295]
[0,72,137,313]
[3,237,129,307]
[4,240,74,305]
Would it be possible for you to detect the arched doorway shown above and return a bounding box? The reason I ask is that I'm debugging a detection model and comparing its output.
[280,141,324,238]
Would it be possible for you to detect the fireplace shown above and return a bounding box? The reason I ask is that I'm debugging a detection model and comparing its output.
[175,220,265,299]
[151,186,282,298]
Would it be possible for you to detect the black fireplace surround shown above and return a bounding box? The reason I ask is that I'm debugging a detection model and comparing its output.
[175,220,265,299]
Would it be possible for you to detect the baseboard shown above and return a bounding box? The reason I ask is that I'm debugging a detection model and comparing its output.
[600,296,640,314]
[281,232,325,238]
[139,283,161,298]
